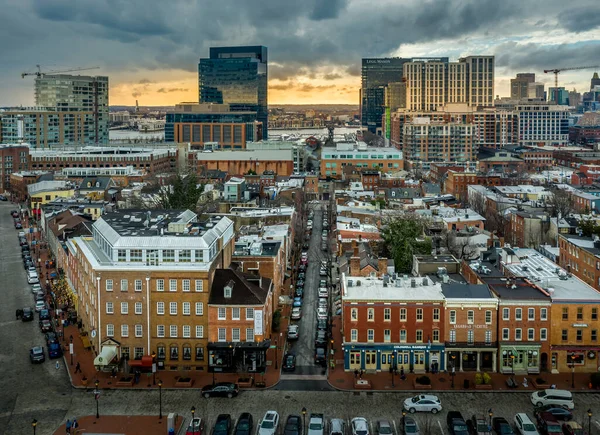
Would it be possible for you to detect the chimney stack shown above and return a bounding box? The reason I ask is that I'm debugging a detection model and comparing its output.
[350,257,361,276]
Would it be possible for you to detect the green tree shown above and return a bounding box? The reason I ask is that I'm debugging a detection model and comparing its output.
[578,217,600,237]
[158,173,205,211]
[381,215,432,273]
[371,198,387,209]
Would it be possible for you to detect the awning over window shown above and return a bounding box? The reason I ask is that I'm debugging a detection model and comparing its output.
[93,345,117,366]
[128,355,153,367]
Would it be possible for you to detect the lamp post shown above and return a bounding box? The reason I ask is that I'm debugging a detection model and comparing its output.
[390,354,396,387]
[32,419,37,435]
[510,354,515,375]
[402,410,406,423]
[302,407,307,435]
[151,351,156,385]
[588,409,592,435]
[451,354,456,389]
[158,379,163,419]
[191,406,196,435]
[569,352,576,389]
[488,409,493,431]
[275,340,279,370]
[94,380,100,419]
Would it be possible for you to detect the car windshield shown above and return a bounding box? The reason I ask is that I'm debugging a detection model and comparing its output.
[522,424,536,432]
[455,425,468,432]
[477,424,489,433]
[379,426,392,434]
[355,431,367,435]
[262,422,274,429]
[310,423,322,430]
[501,426,513,434]
[547,426,561,433]
[411,397,420,403]
[405,425,417,433]
[216,421,229,429]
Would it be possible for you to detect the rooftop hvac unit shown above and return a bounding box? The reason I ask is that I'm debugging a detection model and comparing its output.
[356,280,361,286]
[422,277,428,286]
[395,280,401,287]
[347,280,353,287]
[411,279,416,288]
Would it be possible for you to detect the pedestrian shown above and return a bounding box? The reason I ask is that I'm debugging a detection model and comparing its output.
[15,309,20,320]
[354,369,358,379]
[111,367,117,378]
[75,362,81,373]
[359,369,363,379]
[70,335,73,343]
[66,419,72,434]
[72,418,78,431]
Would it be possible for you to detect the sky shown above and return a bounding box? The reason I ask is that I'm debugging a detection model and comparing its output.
[0,0,599,107]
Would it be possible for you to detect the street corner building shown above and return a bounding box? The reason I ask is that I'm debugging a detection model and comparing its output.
[65,209,235,374]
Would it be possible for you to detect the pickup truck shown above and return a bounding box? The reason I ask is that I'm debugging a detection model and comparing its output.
[448,412,469,435]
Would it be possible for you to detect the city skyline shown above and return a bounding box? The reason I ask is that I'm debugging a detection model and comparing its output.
[0,0,599,106]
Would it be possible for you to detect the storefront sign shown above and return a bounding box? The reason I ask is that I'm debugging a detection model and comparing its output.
[392,345,430,350]
[453,325,489,329]
[572,323,589,328]
[254,310,263,336]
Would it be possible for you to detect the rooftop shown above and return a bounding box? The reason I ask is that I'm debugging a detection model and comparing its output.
[196,149,293,161]
[441,283,494,299]
[342,274,445,302]
[233,237,282,257]
[209,268,271,306]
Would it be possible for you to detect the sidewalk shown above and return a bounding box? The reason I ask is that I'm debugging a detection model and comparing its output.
[27,218,285,392]
[53,415,183,435]
[327,315,599,393]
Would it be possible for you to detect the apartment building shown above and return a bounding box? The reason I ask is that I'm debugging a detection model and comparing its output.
[0,144,30,191]
[66,209,235,372]
[341,274,446,372]
[320,142,403,179]
[558,234,600,291]
[207,269,273,374]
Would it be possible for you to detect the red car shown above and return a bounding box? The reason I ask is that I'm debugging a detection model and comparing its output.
[186,417,204,435]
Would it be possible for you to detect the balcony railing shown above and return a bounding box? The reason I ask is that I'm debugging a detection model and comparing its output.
[445,341,498,348]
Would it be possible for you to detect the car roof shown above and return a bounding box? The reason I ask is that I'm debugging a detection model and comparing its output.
[264,412,278,420]
[289,324,299,330]
[564,422,582,429]
[516,414,533,423]
[31,346,43,352]
[539,413,559,422]
[403,417,416,424]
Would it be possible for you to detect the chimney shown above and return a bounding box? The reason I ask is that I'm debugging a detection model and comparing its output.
[350,257,361,276]
[352,239,359,256]
[378,258,388,277]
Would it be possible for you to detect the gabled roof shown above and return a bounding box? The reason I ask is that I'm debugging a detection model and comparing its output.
[209,268,271,306]
[79,176,114,191]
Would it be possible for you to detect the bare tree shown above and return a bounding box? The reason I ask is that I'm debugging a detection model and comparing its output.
[442,230,478,260]
[547,189,574,218]
[468,191,486,216]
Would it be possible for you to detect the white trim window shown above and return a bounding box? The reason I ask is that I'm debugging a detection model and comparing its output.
[135,324,143,337]
[246,308,254,320]
[232,307,240,320]
[105,279,113,292]
[121,324,129,337]
[120,279,128,292]
[183,302,191,316]
[135,280,142,292]
[135,302,142,315]
[196,325,204,338]
[182,279,190,292]
[106,324,114,337]
[218,328,226,342]
[169,279,177,292]
[183,325,191,338]
[157,325,165,337]
[232,328,241,342]
[350,329,358,342]
[157,302,164,315]
[245,328,254,342]
[170,325,177,338]
[502,308,510,320]
[218,307,226,320]
[195,302,203,316]
[156,279,164,292]
[169,302,177,315]
[106,302,113,314]
[120,302,128,315]
[195,280,203,292]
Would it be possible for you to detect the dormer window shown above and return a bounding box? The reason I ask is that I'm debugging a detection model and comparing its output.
[224,280,235,298]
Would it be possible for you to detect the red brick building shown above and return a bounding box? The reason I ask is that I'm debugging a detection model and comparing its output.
[0,144,30,192]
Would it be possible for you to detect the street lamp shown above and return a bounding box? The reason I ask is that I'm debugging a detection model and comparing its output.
[588,409,592,435]
[302,407,307,435]
[488,409,493,430]
[158,379,163,419]
[510,354,515,376]
[569,352,576,389]
[94,380,100,419]
[32,419,37,435]
[402,410,406,421]
[275,340,279,369]
[390,354,396,387]
[451,354,456,389]
[191,406,196,435]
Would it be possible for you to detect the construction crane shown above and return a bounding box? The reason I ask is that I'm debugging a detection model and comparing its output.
[21,65,99,79]
[543,65,600,102]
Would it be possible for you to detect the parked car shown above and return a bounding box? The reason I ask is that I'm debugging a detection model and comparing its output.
[315,348,326,366]
[39,309,50,321]
[296,280,305,288]
[319,279,327,288]
[282,354,296,372]
[447,412,469,435]
[212,414,232,435]
[48,341,62,359]
[293,297,303,308]
[562,422,584,435]
[284,415,302,435]
[298,272,305,280]
[295,288,304,298]
[39,319,53,333]
[28,274,40,285]
[299,264,306,272]
[351,418,370,435]
[201,382,238,398]
[291,307,302,320]
[15,222,22,229]
[258,411,280,435]
[492,417,515,435]
[330,419,346,435]
[468,415,491,435]
[514,413,539,435]
[316,319,328,332]
[34,300,46,312]
[186,417,205,435]
[318,288,329,298]
[45,332,58,344]
[30,346,45,364]
[30,283,42,293]
[22,307,34,322]
[319,268,328,277]
[317,307,328,320]
[402,416,419,435]
[534,407,573,422]
[536,413,563,435]
[315,330,328,348]
[403,395,442,414]
[531,390,574,410]
[234,413,253,435]
[308,414,325,435]
[288,325,299,340]
[0,194,7,201]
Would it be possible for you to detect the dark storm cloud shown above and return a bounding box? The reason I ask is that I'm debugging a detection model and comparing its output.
[323,73,342,81]
[310,0,348,20]
[561,6,600,33]
[157,88,189,93]
[494,41,600,70]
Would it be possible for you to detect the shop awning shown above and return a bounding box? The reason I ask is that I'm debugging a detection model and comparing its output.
[94,346,117,366]
[128,355,153,368]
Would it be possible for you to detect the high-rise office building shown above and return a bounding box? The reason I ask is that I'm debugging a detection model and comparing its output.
[510,73,535,99]
[548,87,570,105]
[198,46,268,138]
[591,72,600,91]
[403,56,494,111]
[361,58,410,134]
[35,74,109,144]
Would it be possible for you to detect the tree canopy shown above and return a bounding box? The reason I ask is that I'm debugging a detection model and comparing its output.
[158,173,204,211]
[381,215,432,273]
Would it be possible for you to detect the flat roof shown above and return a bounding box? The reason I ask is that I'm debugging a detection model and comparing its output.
[342,274,445,302]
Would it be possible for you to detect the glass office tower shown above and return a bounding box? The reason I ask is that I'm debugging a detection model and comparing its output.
[199,46,268,138]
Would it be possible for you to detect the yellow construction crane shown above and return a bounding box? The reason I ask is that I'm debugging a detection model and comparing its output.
[21,65,99,78]
[543,65,600,101]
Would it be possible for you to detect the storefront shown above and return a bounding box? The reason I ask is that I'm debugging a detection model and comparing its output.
[550,346,600,373]
[207,341,270,373]
[343,343,446,372]
[499,344,541,374]
[444,344,497,372]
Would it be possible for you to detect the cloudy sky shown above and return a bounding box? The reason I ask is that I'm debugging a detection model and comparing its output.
[1,0,599,107]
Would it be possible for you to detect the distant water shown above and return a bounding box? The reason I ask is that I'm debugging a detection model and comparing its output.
[108,126,359,142]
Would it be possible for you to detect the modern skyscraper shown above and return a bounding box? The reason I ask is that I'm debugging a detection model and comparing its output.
[361,58,410,134]
[510,73,535,99]
[34,74,109,144]
[403,56,494,111]
[199,46,268,138]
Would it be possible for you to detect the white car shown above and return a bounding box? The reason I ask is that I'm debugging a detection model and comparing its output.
[351,418,370,435]
[31,284,42,294]
[321,260,328,267]
[319,268,328,277]
[317,307,328,319]
[27,275,40,284]
[291,307,302,320]
[319,279,327,288]
[514,413,538,435]
[318,287,328,298]
[258,411,280,435]
[35,300,46,312]
[287,324,299,340]
[403,395,442,414]
[18,231,25,238]
[318,298,328,308]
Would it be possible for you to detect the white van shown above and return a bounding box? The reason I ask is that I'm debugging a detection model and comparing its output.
[530,389,574,409]
[27,271,39,284]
